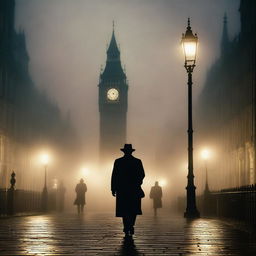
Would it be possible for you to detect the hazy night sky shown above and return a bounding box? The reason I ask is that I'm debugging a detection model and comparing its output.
[15,0,240,178]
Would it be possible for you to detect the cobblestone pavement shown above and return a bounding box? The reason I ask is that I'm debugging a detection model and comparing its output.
[0,211,256,255]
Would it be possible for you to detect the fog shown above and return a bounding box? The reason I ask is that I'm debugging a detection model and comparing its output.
[15,0,240,211]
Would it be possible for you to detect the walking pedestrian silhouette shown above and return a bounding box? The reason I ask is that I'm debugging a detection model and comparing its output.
[150,181,163,216]
[74,178,87,214]
[111,144,145,237]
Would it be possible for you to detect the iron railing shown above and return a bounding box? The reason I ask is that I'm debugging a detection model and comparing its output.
[0,189,41,216]
[0,189,61,216]
[211,185,256,225]
[0,172,61,216]
[177,185,256,225]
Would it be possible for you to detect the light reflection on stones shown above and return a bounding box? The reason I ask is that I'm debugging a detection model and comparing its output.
[21,216,57,255]
[185,218,227,255]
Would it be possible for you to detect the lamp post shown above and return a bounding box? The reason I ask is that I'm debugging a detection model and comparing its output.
[201,148,212,215]
[182,18,200,218]
[201,149,210,193]
[41,154,49,212]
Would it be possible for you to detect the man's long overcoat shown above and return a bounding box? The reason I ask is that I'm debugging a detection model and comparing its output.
[111,155,145,217]
[74,182,87,206]
[150,185,162,209]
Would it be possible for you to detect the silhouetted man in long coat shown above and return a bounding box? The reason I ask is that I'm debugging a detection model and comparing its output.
[74,178,87,214]
[111,144,145,237]
[150,181,162,216]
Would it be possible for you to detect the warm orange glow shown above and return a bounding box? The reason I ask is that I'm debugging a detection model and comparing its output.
[81,167,90,177]
[183,41,197,60]
[159,179,167,187]
[201,149,211,160]
[53,178,58,189]
[181,20,198,65]
[40,154,50,165]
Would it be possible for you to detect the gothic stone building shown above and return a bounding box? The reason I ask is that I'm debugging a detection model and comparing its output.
[0,0,78,190]
[197,0,256,189]
[98,28,128,162]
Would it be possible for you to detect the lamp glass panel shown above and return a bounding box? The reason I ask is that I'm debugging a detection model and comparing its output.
[183,41,197,62]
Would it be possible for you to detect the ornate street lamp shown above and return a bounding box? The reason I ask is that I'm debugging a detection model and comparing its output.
[41,154,49,212]
[182,18,200,218]
[182,18,198,73]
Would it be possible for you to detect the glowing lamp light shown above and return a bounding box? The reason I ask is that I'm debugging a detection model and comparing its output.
[159,179,167,187]
[53,179,58,189]
[183,42,197,59]
[201,149,210,160]
[40,154,49,166]
[181,18,198,68]
[81,167,90,177]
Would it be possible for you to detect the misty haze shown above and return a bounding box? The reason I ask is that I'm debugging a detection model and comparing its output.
[1,0,255,255]
[14,0,240,209]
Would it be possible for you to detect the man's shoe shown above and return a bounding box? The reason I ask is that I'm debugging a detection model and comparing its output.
[124,232,130,238]
[123,227,129,237]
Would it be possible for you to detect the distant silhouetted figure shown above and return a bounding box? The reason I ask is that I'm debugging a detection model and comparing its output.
[111,144,145,237]
[57,181,66,212]
[74,178,87,214]
[149,181,162,216]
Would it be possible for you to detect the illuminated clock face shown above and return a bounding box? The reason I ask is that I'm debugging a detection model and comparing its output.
[107,88,119,101]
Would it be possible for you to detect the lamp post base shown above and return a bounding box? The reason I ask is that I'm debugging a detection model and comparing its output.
[184,209,200,219]
[184,185,200,219]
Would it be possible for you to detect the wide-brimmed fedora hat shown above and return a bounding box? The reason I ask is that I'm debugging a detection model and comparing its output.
[120,144,135,152]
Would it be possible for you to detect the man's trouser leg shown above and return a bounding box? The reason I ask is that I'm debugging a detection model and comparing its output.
[122,217,129,234]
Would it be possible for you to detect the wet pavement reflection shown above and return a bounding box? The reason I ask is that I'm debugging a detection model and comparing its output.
[22,216,55,255]
[184,218,256,255]
[0,211,255,255]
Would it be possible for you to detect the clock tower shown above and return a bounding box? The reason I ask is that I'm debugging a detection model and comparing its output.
[98,27,128,162]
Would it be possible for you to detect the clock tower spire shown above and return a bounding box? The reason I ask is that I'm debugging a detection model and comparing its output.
[98,25,128,163]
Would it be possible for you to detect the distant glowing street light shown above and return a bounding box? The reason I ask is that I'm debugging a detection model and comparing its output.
[201,148,211,193]
[81,167,90,177]
[201,149,210,160]
[159,179,167,187]
[40,153,50,212]
[181,18,200,219]
[53,178,58,189]
[41,154,50,166]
